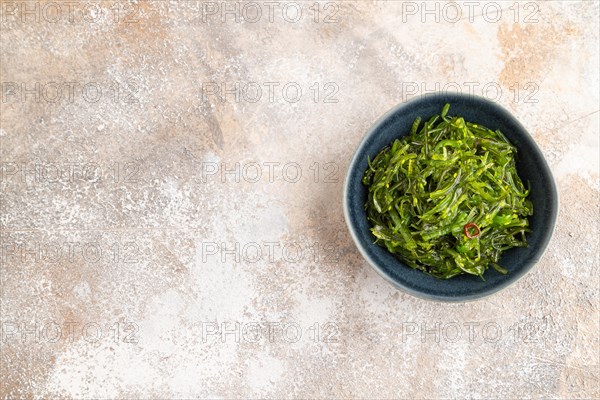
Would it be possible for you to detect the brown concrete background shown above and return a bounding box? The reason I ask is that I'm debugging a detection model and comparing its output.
[1,1,598,398]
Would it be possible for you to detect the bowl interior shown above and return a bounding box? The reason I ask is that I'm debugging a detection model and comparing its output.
[344,93,558,301]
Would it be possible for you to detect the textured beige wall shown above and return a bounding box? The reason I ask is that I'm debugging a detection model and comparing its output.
[1,1,598,398]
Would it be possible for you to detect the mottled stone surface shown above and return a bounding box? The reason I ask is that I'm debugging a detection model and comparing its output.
[0,1,598,398]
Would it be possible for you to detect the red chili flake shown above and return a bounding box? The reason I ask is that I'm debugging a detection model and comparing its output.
[464,223,481,239]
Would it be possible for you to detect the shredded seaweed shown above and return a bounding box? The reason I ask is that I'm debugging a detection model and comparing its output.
[362,104,533,279]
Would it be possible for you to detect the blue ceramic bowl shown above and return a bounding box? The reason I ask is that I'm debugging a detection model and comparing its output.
[343,93,558,301]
